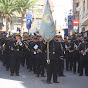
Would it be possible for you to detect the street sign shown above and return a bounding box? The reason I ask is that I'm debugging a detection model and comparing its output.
[68,15,73,31]
[73,19,79,26]
[26,14,32,23]
[26,14,32,30]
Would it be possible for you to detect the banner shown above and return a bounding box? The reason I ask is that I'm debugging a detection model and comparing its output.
[68,15,73,31]
[39,0,56,42]
[64,29,68,37]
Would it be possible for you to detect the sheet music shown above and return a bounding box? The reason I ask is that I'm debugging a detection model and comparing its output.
[34,44,38,49]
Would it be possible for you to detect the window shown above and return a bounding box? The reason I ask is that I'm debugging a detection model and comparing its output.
[87,0,88,10]
[83,0,85,12]
[76,3,79,7]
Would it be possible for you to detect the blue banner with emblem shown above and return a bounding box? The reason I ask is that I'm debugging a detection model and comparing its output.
[64,29,68,37]
[39,0,56,42]
[68,15,73,31]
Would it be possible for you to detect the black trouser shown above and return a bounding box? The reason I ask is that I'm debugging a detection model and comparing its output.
[69,52,73,71]
[73,50,80,73]
[58,59,64,76]
[40,58,45,76]
[79,54,88,76]
[28,54,32,71]
[36,56,41,76]
[66,52,70,71]
[47,59,58,82]
[32,54,37,74]
[6,52,10,70]
[10,51,21,74]
[36,54,45,76]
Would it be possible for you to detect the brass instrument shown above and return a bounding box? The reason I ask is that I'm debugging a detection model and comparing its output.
[65,44,71,53]
[1,43,6,54]
[23,41,30,51]
[74,43,77,50]
[82,48,88,56]
[60,43,63,52]
[19,41,23,46]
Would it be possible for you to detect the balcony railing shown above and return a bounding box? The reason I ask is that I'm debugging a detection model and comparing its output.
[82,10,88,19]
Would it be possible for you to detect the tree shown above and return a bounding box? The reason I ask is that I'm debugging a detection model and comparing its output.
[0,0,16,32]
[15,0,38,34]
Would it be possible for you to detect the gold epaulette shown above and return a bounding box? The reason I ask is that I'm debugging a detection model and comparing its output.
[60,56,64,58]
[3,43,5,47]
[14,43,16,46]
[43,41,46,44]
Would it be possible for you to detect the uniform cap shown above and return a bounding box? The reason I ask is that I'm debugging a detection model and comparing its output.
[77,34,81,37]
[33,36,37,39]
[68,37,71,40]
[57,35,62,38]
[84,37,87,40]
[64,37,67,39]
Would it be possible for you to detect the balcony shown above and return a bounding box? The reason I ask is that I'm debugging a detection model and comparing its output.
[82,10,88,26]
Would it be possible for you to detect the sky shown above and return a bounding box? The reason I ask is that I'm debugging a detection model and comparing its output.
[51,0,73,29]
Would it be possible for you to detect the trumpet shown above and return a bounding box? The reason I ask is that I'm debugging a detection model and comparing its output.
[16,40,23,47]
[65,44,71,52]
[74,43,77,50]
[1,43,6,54]
[82,48,88,56]
[23,41,30,51]
[60,43,63,52]
[19,41,23,46]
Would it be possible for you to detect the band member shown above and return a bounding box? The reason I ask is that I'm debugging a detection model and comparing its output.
[79,37,88,76]
[57,35,65,77]
[9,34,23,76]
[26,37,31,70]
[73,34,82,73]
[65,37,74,71]
[36,35,46,77]
[5,36,12,71]
[47,36,60,84]
[31,36,38,74]
[22,35,28,67]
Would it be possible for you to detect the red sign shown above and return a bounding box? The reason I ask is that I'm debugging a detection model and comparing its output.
[73,19,79,26]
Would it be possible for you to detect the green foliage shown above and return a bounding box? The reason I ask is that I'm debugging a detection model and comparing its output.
[15,0,38,14]
[0,0,16,17]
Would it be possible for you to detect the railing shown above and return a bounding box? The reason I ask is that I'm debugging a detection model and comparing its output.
[82,10,88,19]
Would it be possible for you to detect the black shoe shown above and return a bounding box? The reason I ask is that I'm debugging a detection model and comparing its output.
[34,72,36,74]
[10,74,14,76]
[16,74,19,76]
[36,75,39,77]
[53,81,60,83]
[41,75,45,77]
[47,81,52,84]
[73,72,76,74]
[85,75,88,76]
[6,68,9,71]
[22,64,25,67]
[41,74,45,77]
[60,75,65,77]
[79,74,83,76]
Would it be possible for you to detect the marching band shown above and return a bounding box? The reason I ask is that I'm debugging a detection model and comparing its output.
[0,33,88,84]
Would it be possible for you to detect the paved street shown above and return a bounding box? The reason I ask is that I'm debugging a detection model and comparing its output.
[0,61,88,88]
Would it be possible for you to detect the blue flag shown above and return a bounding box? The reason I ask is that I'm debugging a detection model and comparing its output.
[39,0,56,42]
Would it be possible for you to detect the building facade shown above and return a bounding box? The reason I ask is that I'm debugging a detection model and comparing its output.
[78,0,88,36]
[73,0,80,33]
[1,0,54,34]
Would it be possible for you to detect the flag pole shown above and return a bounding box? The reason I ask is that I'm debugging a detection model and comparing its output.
[47,42,49,60]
